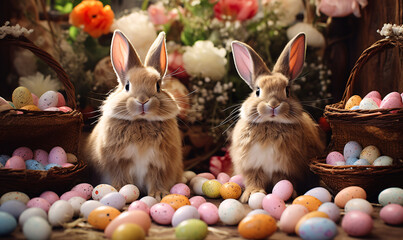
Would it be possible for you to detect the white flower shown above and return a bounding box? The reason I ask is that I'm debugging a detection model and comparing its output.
[111,11,157,61]
[183,40,227,81]
[0,21,33,39]
[287,22,325,48]
[377,23,403,38]
[264,0,304,26]
[19,72,61,97]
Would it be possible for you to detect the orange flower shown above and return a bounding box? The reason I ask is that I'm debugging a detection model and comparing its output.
[69,0,114,38]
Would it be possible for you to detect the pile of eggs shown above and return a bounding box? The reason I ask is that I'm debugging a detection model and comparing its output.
[345,90,403,110]
[0,172,402,240]
[0,146,77,170]
[326,141,394,166]
[0,86,72,113]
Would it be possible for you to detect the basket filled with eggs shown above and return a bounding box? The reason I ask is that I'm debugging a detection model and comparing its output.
[0,35,86,196]
[311,35,403,197]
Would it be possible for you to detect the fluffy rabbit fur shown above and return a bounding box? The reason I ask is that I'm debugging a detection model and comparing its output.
[230,33,325,203]
[85,30,183,200]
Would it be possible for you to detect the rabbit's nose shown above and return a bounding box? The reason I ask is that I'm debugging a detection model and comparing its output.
[268,100,280,109]
[137,96,149,105]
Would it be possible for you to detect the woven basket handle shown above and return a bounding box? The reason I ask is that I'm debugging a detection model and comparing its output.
[341,38,403,106]
[0,35,77,109]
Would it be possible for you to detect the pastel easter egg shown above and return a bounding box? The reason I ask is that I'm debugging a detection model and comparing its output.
[190,177,208,196]
[0,212,17,236]
[238,214,277,239]
[20,105,40,111]
[88,206,121,230]
[202,180,222,198]
[292,195,322,212]
[353,159,371,166]
[25,159,45,170]
[229,175,245,188]
[248,192,266,209]
[219,182,242,200]
[12,86,33,108]
[298,217,337,240]
[31,93,38,106]
[272,179,294,201]
[0,200,27,218]
[48,146,67,165]
[92,184,117,201]
[71,183,93,200]
[346,157,358,165]
[58,106,73,112]
[189,196,206,209]
[33,149,49,165]
[384,91,402,101]
[183,171,196,182]
[345,198,373,214]
[39,191,59,205]
[364,91,381,100]
[380,204,403,225]
[171,205,200,227]
[19,207,47,226]
[170,183,191,198]
[56,92,66,107]
[100,192,126,210]
[60,191,85,201]
[68,196,86,217]
[0,155,10,166]
[198,202,219,225]
[217,172,231,184]
[80,200,104,219]
[373,156,393,166]
[22,216,52,240]
[343,141,362,160]
[119,184,140,203]
[44,107,60,111]
[150,203,175,225]
[359,145,381,164]
[359,98,379,110]
[326,151,344,165]
[279,204,309,234]
[62,163,74,168]
[318,202,341,222]
[1,192,30,205]
[218,199,245,225]
[262,194,286,220]
[350,105,359,110]
[128,201,150,214]
[380,96,403,109]
[335,186,367,208]
[345,95,362,110]
[48,200,74,226]
[342,210,373,237]
[197,172,215,180]
[105,210,151,238]
[27,197,51,213]
[161,194,190,211]
[112,223,145,240]
[378,187,403,206]
[247,209,270,217]
[295,211,329,235]
[5,156,26,169]
[175,219,208,240]
[139,196,158,208]
[66,153,78,163]
[38,90,58,110]
[12,147,33,161]
[305,187,332,203]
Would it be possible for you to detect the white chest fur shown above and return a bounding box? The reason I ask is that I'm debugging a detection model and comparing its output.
[123,145,157,189]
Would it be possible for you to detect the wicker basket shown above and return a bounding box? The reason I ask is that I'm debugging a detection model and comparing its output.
[0,35,86,197]
[310,37,403,197]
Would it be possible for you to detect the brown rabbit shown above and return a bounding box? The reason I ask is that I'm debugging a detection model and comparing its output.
[85,30,183,200]
[230,33,325,203]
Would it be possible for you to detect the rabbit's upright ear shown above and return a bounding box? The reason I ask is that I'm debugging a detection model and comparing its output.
[144,32,168,78]
[231,41,270,89]
[273,33,306,81]
[111,30,143,85]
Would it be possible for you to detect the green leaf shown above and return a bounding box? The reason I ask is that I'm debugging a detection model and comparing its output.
[69,26,79,41]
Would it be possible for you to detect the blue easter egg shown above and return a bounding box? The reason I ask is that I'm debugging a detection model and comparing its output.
[299,217,338,240]
[25,160,45,171]
[0,212,17,236]
[346,157,358,165]
[353,159,370,166]
[44,163,62,170]
[0,155,10,166]
[0,200,27,219]
[343,141,362,160]
[350,106,360,110]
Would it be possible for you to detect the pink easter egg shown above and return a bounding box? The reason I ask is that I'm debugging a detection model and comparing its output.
[71,183,93,200]
[31,93,39,106]
[326,151,345,165]
[150,203,175,225]
[272,180,294,201]
[12,147,33,160]
[229,175,245,188]
[383,92,401,101]
[48,146,67,165]
[342,210,373,237]
[364,91,381,100]
[60,191,86,201]
[104,210,151,237]
[62,163,74,168]
[33,149,49,165]
[217,172,231,184]
[197,172,215,180]
[262,194,286,220]
[198,202,219,225]
[380,204,403,225]
[56,92,66,107]
[380,96,403,109]
[128,200,150,214]
[58,106,73,113]
[5,156,26,169]
[189,196,207,209]
[39,191,59,205]
[170,183,191,198]
[27,197,51,213]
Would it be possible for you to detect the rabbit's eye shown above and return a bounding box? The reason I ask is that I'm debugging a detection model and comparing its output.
[125,81,130,92]
[286,86,290,97]
[156,82,161,92]
[256,87,260,97]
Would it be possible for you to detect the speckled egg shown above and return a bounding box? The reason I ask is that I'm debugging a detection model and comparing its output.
[295,211,329,235]
[0,212,17,236]
[33,149,49,165]
[326,151,345,165]
[345,95,362,110]
[150,203,175,225]
[139,196,158,208]
[373,156,393,166]
[23,216,52,240]
[262,194,286,220]
[279,204,309,234]
[359,145,381,164]
[39,191,59,205]
[229,175,245,188]
[1,191,30,204]
[189,196,207,209]
[238,214,277,239]
[105,210,151,237]
[66,153,78,163]
[353,158,370,166]
[334,186,367,208]
[100,192,126,210]
[305,187,332,203]
[12,86,33,109]
[0,200,27,218]
[5,156,26,169]
[172,205,200,227]
[38,90,58,110]
[0,155,10,166]
[247,209,270,217]
[80,200,104,219]
[378,187,403,206]
[218,199,245,225]
[44,163,62,170]
[92,184,117,201]
[12,147,33,161]
[359,98,379,110]
[170,183,191,198]
[48,200,74,226]
[217,172,231,184]
[318,202,341,222]
[364,91,381,100]
[112,223,145,240]
[343,141,362,160]
[19,207,47,226]
[248,192,266,209]
[342,210,373,237]
[48,146,67,165]
[25,160,45,170]
[119,184,140,203]
[345,198,373,214]
[380,94,403,109]
[220,182,242,200]
[88,206,121,230]
[346,157,358,165]
[202,180,222,198]
[191,177,209,195]
[128,201,150,214]
[198,202,219,225]
[68,196,86,217]
[161,194,191,211]
[71,183,93,200]
[292,195,322,212]
[27,197,51,213]
[298,217,337,240]
[272,180,294,201]
[175,219,208,240]
[380,204,403,225]
[60,191,86,201]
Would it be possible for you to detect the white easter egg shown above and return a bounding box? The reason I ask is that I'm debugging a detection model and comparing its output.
[218,199,245,225]
[92,184,117,201]
[19,208,47,226]
[68,196,86,217]
[80,200,104,219]
[248,192,266,209]
[373,156,393,166]
[119,184,140,203]
[48,200,74,226]
[23,216,52,240]
[38,91,59,110]
[345,198,373,215]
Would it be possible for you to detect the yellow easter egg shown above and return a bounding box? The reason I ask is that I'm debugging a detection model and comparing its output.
[292,195,322,212]
[88,206,121,230]
[20,105,40,111]
[112,223,145,240]
[161,194,190,210]
[295,211,329,235]
[220,182,242,199]
[238,214,277,239]
[359,145,381,164]
[202,180,222,198]
[12,87,33,109]
[345,95,362,110]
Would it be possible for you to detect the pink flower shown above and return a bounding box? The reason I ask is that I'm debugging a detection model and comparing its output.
[148,4,182,25]
[317,0,368,18]
[168,50,190,82]
[209,150,232,176]
[213,0,258,21]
